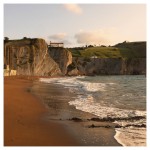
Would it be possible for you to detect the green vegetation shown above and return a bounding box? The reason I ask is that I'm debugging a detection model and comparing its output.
[68,41,146,59]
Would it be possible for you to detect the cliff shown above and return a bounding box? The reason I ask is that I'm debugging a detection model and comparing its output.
[67,57,146,76]
[48,47,72,75]
[4,38,62,76]
[4,39,146,76]
[67,41,146,76]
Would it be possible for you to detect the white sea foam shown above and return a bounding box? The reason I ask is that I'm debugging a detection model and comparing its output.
[40,77,106,92]
[114,127,146,146]
[114,117,146,146]
[40,77,146,118]
[39,76,146,146]
[69,98,146,119]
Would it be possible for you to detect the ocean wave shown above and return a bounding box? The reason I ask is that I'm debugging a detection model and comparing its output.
[39,76,146,146]
[114,127,146,146]
[40,76,146,119]
[40,77,106,92]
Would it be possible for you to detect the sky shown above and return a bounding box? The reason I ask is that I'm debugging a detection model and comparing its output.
[4,4,146,47]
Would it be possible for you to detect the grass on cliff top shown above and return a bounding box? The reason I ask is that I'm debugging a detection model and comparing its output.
[69,42,146,58]
[4,38,44,46]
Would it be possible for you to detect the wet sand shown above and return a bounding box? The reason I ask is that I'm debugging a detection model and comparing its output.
[4,76,79,146]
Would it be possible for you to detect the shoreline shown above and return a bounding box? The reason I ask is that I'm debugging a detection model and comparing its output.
[114,130,125,147]
[36,75,146,146]
[31,77,121,146]
[4,76,123,146]
[4,76,79,146]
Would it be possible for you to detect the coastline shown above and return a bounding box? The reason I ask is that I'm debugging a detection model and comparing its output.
[4,76,79,146]
[31,77,121,146]
[35,75,146,146]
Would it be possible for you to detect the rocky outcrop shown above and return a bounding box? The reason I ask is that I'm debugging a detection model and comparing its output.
[67,57,146,76]
[48,47,72,75]
[4,38,62,76]
[67,68,79,76]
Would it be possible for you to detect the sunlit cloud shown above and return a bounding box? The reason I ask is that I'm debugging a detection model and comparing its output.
[74,28,118,46]
[60,39,72,45]
[48,33,72,46]
[64,4,82,14]
[48,33,67,40]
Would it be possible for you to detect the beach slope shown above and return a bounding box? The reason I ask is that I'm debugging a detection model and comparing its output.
[4,77,79,146]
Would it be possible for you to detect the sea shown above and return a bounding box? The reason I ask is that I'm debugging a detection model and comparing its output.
[39,75,146,146]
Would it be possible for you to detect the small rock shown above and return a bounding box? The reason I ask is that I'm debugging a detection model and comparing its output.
[69,117,82,122]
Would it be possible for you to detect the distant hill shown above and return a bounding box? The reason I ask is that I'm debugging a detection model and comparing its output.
[68,41,146,58]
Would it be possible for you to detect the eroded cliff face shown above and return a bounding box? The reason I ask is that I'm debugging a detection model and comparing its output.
[67,57,146,76]
[4,38,62,76]
[48,47,72,75]
[4,38,146,77]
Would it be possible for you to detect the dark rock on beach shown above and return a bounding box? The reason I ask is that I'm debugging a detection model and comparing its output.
[69,117,83,122]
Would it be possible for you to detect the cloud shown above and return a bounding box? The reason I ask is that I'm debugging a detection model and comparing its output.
[74,28,118,45]
[64,4,82,14]
[48,33,67,40]
[60,39,72,45]
[48,33,72,46]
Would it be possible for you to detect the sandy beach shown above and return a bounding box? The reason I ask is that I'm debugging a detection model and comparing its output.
[4,76,79,146]
[4,76,121,146]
